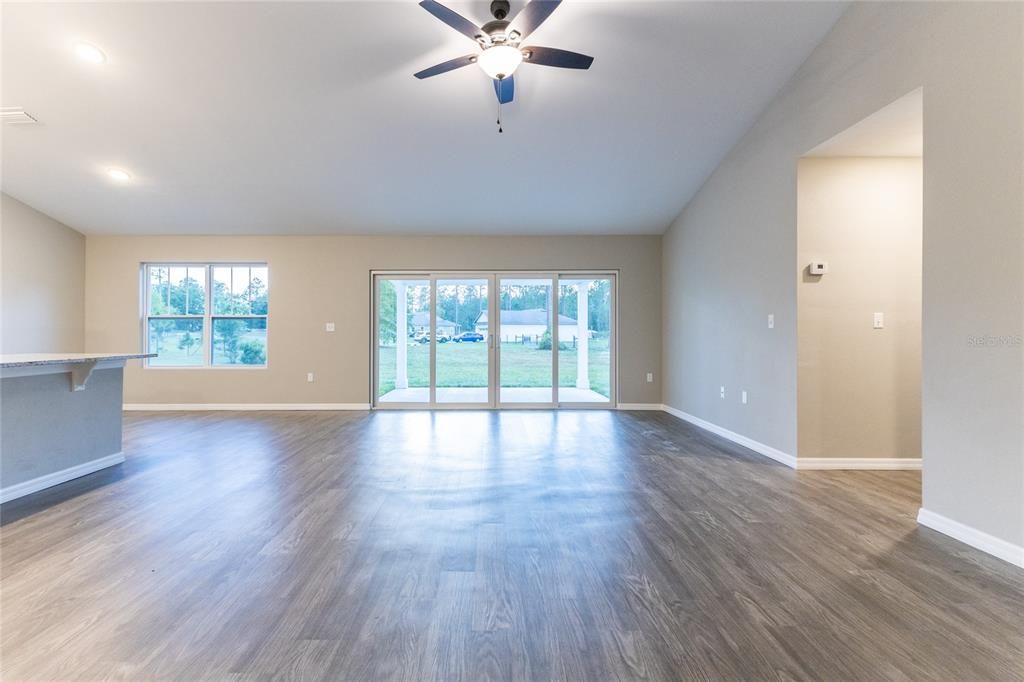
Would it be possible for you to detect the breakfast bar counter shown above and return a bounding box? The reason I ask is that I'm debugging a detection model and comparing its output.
[0,352,153,503]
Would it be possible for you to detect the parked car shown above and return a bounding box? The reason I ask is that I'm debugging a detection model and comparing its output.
[453,332,485,343]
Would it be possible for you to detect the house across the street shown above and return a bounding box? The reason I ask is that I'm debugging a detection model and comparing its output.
[410,312,457,337]
[475,308,587,343]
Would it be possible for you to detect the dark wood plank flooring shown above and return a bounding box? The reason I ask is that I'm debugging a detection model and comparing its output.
[2,410,1022,680]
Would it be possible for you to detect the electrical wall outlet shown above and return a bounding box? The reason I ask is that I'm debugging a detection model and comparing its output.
[768,314,775,329]
[741,390,747,404]
[646,372,654,383]
[720,386,726,399]
[873,312,884,329]
[325,322,336,332]
[307,372,314,383]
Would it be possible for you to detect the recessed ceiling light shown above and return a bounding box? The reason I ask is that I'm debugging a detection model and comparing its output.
[106,168,132,183]
[74,42,106,64]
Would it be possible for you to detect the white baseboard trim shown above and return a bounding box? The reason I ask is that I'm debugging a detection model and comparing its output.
[917,508,1024,568]
[661,404,798,468]
[123,403,372,411]
[0,452,126,504]
[796,457,922,470]
[659,405,922,471]
[617,403,663,411]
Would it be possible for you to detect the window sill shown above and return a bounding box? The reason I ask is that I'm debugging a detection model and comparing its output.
[143,365,268,370]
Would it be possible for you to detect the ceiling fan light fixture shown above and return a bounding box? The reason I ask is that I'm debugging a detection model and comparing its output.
[477,44,522,80]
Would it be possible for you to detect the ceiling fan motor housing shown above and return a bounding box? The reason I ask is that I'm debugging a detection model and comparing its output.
[490,0,511,20]
[481,19,512,43]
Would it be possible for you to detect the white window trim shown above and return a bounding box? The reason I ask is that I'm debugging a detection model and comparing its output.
[142,262,269,369]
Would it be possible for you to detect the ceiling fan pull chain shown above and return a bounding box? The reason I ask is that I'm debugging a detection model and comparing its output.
[497,96,503,133]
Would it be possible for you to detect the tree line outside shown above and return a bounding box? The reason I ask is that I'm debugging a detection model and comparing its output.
[377,279,612,345]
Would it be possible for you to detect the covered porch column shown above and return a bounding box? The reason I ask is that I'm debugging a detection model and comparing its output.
[395,281,408,390]
[576,280,590,390]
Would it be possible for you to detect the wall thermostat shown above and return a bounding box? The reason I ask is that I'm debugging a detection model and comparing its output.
[808,261,829,275]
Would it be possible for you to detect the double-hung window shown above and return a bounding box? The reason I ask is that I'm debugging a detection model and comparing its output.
[144,263,269,368]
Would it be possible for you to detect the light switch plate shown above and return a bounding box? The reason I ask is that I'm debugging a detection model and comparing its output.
[325,322,336,332]
[646,372,654,383]
[768,314,775,329]
[873,312,884,329]
[742,391,748,404]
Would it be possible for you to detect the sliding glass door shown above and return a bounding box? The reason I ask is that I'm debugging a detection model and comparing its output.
[375,277,431,405]
[373,272,615,409]
[495,276,556,407]
[435,276,492,405]
[558,277,614,406]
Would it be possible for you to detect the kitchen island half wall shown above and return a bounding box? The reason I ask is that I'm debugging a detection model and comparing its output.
[0,353,152,503]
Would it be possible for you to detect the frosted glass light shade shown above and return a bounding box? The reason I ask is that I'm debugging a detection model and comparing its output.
[477,45,522,80]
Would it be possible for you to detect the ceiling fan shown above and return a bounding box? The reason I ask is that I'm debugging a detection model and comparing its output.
[414,0,593,129]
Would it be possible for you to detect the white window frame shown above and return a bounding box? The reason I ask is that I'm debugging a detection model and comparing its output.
[141,262,269,369]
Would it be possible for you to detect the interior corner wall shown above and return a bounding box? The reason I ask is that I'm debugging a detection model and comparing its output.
[84,234,662,406]
[797,157,922,461]
[0,193,86,353]
[661,3,1023,547]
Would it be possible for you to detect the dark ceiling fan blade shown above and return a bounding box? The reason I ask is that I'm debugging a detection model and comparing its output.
[507,0,562,42]
[493,75,515,104]
[521,46,593,70]
[418,0,486,43]
[414,54,478,79]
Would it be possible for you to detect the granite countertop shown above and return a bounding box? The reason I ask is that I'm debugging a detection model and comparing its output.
[0,353,155,368]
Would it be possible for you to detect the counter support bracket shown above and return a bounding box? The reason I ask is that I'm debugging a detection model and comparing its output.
[70,360,98,391]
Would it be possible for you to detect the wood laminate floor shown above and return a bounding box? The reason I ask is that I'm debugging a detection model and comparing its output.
[2,410,1022,680]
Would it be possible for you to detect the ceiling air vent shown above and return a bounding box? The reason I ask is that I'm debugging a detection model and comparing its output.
[1,108,39,125]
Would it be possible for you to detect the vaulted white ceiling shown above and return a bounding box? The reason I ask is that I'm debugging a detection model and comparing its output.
[2,1,846,235]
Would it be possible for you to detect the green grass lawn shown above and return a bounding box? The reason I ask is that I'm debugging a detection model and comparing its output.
[378,339,610,397]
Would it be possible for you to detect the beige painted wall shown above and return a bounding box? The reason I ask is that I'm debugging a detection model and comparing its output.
[797,157,922,460]
[85,235,662,405]
[1,193,86,353]
[662,3,1022,546]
